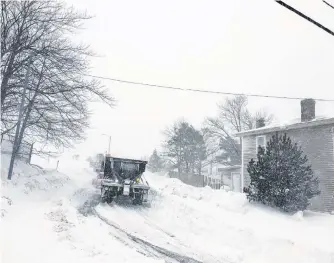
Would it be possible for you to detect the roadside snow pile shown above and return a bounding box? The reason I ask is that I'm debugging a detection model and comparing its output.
[145,172,247,213]
[1,150,103,217]
[1,153,71,192]
[1,154,71,217]
[137,172,334,263]
[2,156,334,263]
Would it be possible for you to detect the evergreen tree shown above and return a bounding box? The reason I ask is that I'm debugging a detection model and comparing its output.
[246,132,320,213]
[147,149,163,173]
[163,121,206,175]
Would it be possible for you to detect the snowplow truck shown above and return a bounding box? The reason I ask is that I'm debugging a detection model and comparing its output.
[97,155,149,205]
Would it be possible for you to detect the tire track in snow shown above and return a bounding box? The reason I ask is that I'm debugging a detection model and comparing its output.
[92,207,203,263]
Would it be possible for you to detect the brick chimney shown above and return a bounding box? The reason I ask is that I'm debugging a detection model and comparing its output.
[256,118,265,128]
[301,98,315,122]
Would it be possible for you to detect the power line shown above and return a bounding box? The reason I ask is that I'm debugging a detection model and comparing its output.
[275,1,334,37]
[83,74,334,102]
[323,0,334,11]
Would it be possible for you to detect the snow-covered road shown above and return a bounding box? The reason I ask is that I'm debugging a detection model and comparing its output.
[1,155,334,263]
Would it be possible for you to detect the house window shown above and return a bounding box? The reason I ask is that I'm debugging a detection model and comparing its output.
[256,135,266,153]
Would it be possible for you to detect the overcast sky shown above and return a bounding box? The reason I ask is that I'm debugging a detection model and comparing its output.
[62,0,334,160]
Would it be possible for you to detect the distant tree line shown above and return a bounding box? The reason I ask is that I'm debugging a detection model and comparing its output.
[147,95,274,175]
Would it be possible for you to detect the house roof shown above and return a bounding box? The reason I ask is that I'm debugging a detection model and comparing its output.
[217,165,241,171]
[235,117,334,137]
[201,162,227,169]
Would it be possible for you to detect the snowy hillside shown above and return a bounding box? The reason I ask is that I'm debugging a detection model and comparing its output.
[1,154,334,263]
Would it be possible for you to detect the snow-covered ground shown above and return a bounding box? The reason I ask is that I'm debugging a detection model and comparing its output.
[1,153,334,263]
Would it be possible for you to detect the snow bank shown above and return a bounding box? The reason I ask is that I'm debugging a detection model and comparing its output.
[1,153,72,217]
[139,172,334,263]
[145,171,247,213]
[2,154,333,263]
[1,154,164,263]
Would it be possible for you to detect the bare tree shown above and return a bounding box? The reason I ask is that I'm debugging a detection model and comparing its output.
[1,1,113,140]
[1,1,114,178]
[1,1,91,106]
[242,110,274,131]
[204,95,273,165]
[202,120,241,164]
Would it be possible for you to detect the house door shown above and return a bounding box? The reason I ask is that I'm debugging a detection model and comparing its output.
[232,173,241,192]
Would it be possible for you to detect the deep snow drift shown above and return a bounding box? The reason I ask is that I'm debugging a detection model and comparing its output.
[1,154,334,263]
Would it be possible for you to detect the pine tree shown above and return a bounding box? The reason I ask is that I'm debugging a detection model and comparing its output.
[163,121,206,175]
[246,132,320,213]
[147,149,164,173]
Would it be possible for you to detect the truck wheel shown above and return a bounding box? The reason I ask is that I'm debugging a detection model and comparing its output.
[106,196,114,204]
[101,195,107,203]
[101,191,113,204]
[133,196,143,205]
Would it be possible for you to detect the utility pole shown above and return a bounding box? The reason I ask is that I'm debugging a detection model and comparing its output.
[8,55,33,180]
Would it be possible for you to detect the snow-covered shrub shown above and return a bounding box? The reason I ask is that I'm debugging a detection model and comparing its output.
[245,132,320,213]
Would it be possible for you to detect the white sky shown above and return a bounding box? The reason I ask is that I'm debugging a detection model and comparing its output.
[64,0,334,160]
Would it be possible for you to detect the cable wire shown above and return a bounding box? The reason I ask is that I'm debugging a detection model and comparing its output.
[275,0,334,37]
[83,74,334,102]
[323,0,334,11]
